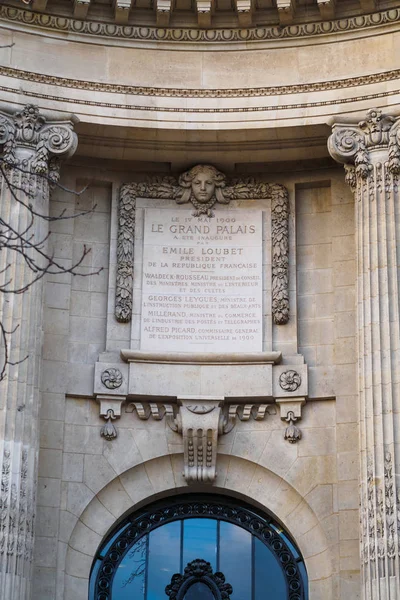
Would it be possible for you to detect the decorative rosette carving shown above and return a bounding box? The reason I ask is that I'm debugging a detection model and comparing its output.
[279,370,301,392]
[101,368,123,390]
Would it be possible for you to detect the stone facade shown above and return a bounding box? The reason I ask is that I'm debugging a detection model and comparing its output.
[1,2,400,600]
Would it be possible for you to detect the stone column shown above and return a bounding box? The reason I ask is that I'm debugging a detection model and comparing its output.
[0,105,77,600]
[329,109,400,600]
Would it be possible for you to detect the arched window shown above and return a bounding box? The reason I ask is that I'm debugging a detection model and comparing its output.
[90,495,308,600]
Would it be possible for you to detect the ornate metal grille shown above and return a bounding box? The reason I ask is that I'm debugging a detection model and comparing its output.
[90,495,307,600]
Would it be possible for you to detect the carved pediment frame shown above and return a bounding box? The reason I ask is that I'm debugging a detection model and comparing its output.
[115,164,290,326]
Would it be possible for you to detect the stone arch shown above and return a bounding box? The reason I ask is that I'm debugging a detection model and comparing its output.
[63,453,335,600]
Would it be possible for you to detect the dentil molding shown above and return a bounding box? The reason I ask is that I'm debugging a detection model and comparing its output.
[2,5,400,45]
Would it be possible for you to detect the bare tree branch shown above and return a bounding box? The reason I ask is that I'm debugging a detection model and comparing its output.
[0,158,104,381]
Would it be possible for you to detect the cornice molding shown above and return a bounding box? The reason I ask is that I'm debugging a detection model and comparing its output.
[1,82,399,115]
[1,65,400,99]
[1,5,400,45]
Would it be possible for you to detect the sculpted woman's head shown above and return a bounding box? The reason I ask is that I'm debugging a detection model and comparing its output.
[177,165,228,216]
[179,165,226,204]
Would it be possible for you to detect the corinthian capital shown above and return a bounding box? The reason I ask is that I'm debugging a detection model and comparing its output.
[0,104,78,178]
[328,108,400,179]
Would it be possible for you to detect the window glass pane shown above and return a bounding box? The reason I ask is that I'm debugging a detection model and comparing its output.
[184,582,215,600]
[254,537,287,600]
[219,521,251,600]
[113,536,147,600]
[183,519,217,570]
[147,521,181,600]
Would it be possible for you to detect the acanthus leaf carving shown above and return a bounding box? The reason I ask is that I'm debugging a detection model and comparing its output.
[115,166,289,326]
[0,104,78,177]
[328,108,400,192]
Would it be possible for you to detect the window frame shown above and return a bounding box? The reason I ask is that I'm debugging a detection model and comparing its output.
[90,494,307,600]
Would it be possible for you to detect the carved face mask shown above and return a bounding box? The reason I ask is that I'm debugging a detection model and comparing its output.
[191,171,216,203]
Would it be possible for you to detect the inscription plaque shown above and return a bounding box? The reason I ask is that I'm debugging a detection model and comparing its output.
[140,209,263,353]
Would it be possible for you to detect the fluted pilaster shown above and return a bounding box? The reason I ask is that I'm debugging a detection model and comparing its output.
[0,105,77,600]
[329,109,400,600]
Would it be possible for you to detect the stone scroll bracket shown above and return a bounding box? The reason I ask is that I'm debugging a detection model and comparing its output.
[126,396,278,485]
[275,397,306,444]
[93,358,308,484]
[94,363,129,441]
[115,165,290,326]
[274,365,308,444]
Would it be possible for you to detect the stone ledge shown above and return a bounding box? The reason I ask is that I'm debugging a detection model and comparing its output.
[120,349,282,365]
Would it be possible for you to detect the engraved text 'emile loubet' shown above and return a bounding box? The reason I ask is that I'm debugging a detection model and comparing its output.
[115,164,290,330]
[141,209,263,353]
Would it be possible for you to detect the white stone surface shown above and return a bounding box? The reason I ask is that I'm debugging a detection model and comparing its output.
[140,208,263,353]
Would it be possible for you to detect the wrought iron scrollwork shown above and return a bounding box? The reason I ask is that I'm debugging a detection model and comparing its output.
[166,559,233,600]
[92,495,305,600]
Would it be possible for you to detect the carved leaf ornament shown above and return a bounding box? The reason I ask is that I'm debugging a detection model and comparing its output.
[328,108,400,192]
[116,165,290,326]
[0,104,77,183]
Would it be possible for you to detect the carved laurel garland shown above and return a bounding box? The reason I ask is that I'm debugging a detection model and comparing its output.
[1,5,400,44]
[115,170,289,325]
[0,444,35,568]
[362,452,400,564]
